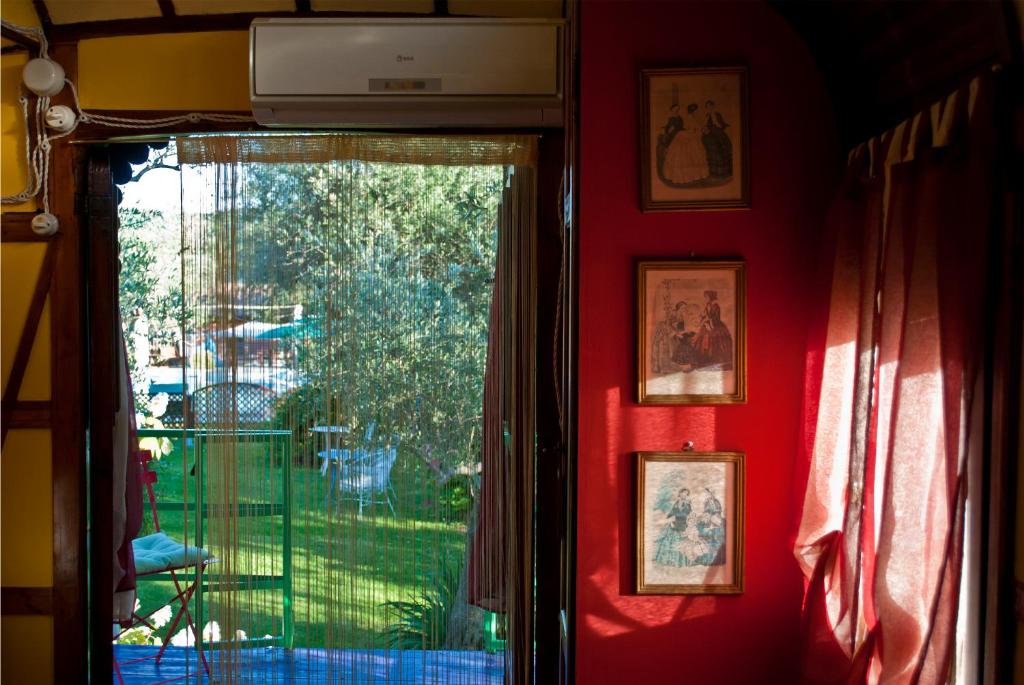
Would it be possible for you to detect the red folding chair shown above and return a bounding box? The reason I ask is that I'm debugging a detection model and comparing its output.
[113,448,213,683]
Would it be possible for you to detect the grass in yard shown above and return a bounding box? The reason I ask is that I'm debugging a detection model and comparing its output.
[132,436,468,649]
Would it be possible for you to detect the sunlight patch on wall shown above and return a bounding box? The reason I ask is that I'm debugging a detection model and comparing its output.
[603,386,622,485]
[584,613,634,638]
[584,594,719,638]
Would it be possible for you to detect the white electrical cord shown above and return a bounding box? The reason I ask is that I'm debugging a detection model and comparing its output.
[0,18,255,214]
[1,18,48,57]
[2,20,51,208]
[64,79,256,129]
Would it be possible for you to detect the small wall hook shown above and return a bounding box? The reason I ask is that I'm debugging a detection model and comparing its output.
[682,440,694,452]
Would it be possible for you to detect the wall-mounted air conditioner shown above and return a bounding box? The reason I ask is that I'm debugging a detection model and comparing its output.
[250,18,564,128]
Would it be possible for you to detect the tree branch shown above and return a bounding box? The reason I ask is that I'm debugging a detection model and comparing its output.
[130,163,179,183]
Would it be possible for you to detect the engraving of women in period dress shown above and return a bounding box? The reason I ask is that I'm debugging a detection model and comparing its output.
[692,489,726,566]
[653,487,692,567]
[655,104,684,184]
[651,300,697,374]
[701,99,733,180]
[692,290,734,369]
[653,483,726,568]
[657,103,710,186]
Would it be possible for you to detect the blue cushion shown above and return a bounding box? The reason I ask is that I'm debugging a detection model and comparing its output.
[132,532,211,575]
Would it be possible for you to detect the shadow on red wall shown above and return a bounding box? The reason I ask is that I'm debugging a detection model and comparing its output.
[576,1,841,683]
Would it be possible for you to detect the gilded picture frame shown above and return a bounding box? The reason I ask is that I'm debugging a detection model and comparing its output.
[640,66,750,211]
[636,259,746,404]
[636,451,745,595]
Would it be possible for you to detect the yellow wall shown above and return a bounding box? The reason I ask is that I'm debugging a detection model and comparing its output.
[1,3,54,683]
[0,242,53,595]
[2,49,38,213]
[1,0,39,206]
[1,21,250,683]
[79,31,250,111]
[1,616,54,683]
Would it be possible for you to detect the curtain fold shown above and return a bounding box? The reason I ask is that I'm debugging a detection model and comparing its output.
[467,165,538,685]
[468,276,504,612]
[794,74,995,684]
[113,320,144,625]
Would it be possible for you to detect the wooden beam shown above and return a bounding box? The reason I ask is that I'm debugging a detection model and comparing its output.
[0,241,56,449]
[1,587,53,615]
[0,25,41,53]
[47,41,88,685]
[31,0,52,32]
[1,213,57,242]
[295,0,312,12]
[8,401,52,428]
[85,146,118,685]
[157,0,177,18]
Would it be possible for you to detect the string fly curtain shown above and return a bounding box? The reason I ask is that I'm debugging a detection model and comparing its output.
[793,75,995,685]
[177,133,537,684]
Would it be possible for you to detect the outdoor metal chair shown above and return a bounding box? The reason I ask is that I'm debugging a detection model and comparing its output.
[113,449,213,684]
[318,420,374,504]
[336,433,400,517]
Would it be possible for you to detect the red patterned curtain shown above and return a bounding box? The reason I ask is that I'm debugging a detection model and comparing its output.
[466,164,538,685]
[794,75,995,684]
[468,274,504,612]
[113,330,144,625]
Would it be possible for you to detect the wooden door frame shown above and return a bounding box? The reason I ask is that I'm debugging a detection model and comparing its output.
[84,146,120,685]
[36,42,89,684]
[75,132,574,685]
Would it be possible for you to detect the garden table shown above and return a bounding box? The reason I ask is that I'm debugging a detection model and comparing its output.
[312,424,351,505]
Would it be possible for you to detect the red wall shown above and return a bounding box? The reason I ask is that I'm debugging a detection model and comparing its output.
[576,1,839,682]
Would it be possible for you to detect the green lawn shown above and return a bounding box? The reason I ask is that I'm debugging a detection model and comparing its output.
[129,435,469,649]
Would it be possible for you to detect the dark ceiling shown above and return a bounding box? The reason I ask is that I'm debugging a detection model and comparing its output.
[3,0,1020,147]
[770,0,1019,146]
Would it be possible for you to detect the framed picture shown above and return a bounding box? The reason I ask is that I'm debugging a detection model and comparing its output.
[636,259,746,404]
[636,451,744,594]
[640,66,749,211]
